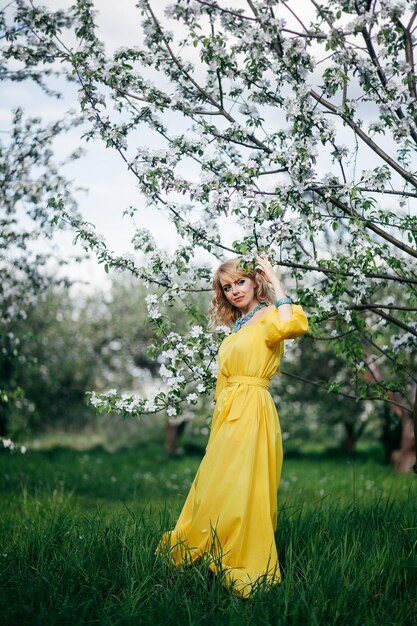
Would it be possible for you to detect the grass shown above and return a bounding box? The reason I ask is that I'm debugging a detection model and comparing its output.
[0,439,416,625]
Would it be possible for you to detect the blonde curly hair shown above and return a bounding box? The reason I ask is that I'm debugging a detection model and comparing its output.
[208,257,276,328]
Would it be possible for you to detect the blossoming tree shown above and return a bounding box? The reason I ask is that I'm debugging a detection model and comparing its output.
[0,106,81,451]
[1,0,416,471]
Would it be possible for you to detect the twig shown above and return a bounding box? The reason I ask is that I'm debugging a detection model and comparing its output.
[280,370,411,413]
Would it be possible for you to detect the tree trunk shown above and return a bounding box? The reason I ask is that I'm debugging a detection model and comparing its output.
[386,387,416,474]
[164,420,186,456]
[342,419,368,452]
[0,356,13,437]
[380,403,402,464]
[391,416,416,474]
[0,407,7,438]
[363,347,415,473]
[412,387,417,475]
[343,422,356,452]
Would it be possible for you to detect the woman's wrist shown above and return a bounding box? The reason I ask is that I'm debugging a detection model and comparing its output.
[269,276,293,318]
[270,276,286,299]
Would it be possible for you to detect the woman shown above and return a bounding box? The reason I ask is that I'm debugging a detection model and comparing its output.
[158,253,309,597]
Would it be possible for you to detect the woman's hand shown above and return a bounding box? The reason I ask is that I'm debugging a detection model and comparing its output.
[253,252,276,284]
[254,253,292,319]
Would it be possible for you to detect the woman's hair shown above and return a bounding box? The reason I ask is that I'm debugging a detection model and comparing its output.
[208,257,276,328]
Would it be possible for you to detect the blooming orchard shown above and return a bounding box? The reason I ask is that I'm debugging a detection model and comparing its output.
[0,1,416,442]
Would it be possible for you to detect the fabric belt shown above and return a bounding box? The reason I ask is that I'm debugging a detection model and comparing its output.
[227,375,269,390]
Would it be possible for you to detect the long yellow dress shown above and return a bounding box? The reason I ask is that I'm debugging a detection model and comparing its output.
[158,304,309,597]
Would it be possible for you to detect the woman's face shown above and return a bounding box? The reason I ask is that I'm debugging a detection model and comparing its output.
[219,274,257,310]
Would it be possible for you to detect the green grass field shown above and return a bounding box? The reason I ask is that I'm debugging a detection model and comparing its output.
[1,439,416,625]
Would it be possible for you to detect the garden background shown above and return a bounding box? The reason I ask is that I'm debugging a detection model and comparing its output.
[1,1,416,624]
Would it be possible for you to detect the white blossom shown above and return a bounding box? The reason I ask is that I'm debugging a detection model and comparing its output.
[190,325,204,338]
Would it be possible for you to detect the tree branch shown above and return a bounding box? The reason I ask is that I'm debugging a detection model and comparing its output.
[366,305,417,338]
[360,331,417,384]
[310,90,417,189]
[315,188,417,259]
[352,304,417,312]
[393,16,417,103]
[145,2,272,153]
[280,370,411,413]
[361,26,417,145]
[194,0,327,39]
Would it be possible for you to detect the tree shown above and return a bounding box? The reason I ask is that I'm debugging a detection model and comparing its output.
[3,278,157,438]
[4,275,215,454]
[0,107,82,443]
[273,334,376,453]
[1,0,416,471]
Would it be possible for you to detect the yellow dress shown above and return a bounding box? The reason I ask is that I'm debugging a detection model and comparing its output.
[158,304,309,597]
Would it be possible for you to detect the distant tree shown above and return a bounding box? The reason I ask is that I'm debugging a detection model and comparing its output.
[0,108,82,439]
[3,278,152,436]
[274,335,373,453]
[4,276,209,445]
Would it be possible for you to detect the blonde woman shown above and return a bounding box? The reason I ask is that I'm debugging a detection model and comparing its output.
[159,253,309,597]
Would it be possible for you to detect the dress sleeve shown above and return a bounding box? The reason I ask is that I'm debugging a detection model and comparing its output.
[265,304,309,348]
[214,369,228,403]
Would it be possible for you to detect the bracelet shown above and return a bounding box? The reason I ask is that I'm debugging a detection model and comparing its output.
[275,295,293,307]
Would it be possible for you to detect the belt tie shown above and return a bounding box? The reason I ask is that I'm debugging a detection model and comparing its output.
[227,375,269,390]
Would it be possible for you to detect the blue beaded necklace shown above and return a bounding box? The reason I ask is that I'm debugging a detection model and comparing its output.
[233,302,266,333]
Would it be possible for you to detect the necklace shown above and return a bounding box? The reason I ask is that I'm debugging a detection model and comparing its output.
[233,302,266,333]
